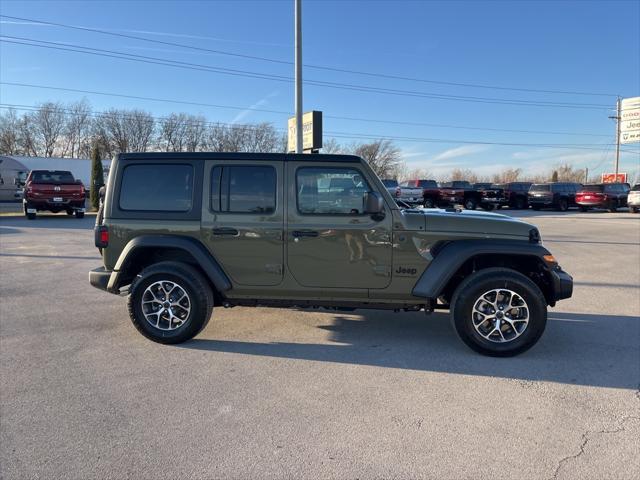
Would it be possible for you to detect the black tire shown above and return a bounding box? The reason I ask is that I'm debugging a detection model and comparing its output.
[127,261,214,344]
[579,206,589,212]
[631,206,639,214]
[423,197,435,208]
[496,205,502,210]
[450,267,547,357]
[24,205,36,220]
[482,203,495,211]
[464,198,477,210]
[558,199,568,212]
[66,210,74,216]
[609,200,617,213]
[515,197,526,210]
[531,205,541,211]
[75,210,85,219]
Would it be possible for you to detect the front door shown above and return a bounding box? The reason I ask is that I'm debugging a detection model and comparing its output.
[286,162,393,289]
[201,160,284,286]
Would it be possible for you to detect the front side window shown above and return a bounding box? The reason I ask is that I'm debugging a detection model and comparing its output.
[120,164,193,211]
[210,165,276,214]
[297,167,370,215]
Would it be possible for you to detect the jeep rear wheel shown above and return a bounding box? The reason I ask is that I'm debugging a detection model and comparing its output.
[127,261,213,344]
[450,268,547,357]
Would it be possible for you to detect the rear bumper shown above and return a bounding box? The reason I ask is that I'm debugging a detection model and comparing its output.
[89,267,116,293]
[550,268,573,301]
[25,198,85,210]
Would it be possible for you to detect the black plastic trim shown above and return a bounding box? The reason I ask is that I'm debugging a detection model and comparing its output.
[108,235,232,293]
[89,267,111,292]
[412,239,558,299]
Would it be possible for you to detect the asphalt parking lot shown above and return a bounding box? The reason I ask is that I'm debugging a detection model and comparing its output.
[1,209,639,479]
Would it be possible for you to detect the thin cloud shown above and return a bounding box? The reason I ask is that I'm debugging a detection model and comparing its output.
[431,144,490,162]
[231,90,279,125]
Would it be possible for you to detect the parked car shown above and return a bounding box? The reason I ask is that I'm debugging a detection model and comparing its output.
[473,183,507,210]
[397,179,441,208]
[90,151,573,356]
[528,182,582,211]
[23,170,86,219]
[575,183,628,212]
[395,180,425,205]
[438,181,483,210]
[492,182,532,209]
[628,184,640,213]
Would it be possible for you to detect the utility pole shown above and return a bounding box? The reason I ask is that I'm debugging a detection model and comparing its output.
[609,97,621,176]
[294,0,303,154]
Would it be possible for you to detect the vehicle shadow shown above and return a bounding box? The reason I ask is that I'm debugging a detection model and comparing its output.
[0,214,95,230]
[181,310,639,390]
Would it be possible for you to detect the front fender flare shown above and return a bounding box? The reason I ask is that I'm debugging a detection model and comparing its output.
[412,239,552,299]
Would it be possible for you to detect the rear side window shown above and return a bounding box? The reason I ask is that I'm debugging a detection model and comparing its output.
[119,164,193,211]
[632,184,640,192]
[211,165,276,214]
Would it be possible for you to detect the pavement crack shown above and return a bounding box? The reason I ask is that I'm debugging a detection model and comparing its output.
[549,416,639,480]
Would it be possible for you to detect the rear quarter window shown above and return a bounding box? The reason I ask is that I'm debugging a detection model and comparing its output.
[119,164,194,211]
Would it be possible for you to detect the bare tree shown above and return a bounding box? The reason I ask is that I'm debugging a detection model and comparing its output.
[352,139,401,178]
[492,168,522,184]
[95,109,155,154]
[61,100,92,157]
[30,102,67,157]
[0,108,21,155]
[450,168,478,183]
[205,122,281,153]
[158,113,189,152]
[184,115,207,152]
[321,138,343,154]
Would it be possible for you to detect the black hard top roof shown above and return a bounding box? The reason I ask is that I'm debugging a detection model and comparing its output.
[117,152,362,163]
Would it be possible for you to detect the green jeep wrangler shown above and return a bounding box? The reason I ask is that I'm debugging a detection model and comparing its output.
[90,152,572,356]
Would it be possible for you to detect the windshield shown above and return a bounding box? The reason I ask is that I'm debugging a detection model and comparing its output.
[530,184,550,192]
[382,179,398,187]
[30,170,76,184]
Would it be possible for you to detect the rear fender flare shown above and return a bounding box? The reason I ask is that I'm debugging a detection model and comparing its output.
[108,235,232,293]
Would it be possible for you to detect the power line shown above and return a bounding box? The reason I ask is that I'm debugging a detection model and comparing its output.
[0,81,615,138]
[4,103,637,154]
[0,14,618,98]
[0,35,614,110]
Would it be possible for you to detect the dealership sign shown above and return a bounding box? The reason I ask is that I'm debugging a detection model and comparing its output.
[601,173,628,184]
[288,111,323,152]
[620,96,640,144]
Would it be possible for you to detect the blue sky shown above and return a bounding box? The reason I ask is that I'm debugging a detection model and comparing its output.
[1,0,639,179]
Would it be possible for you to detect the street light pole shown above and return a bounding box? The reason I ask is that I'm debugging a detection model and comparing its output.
[294,0,303,154]
[614,97,621,176]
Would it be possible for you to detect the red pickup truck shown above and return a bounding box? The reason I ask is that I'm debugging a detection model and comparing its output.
[23,170,86,219]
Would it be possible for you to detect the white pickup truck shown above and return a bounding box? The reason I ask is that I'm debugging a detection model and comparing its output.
[396,181,425,205]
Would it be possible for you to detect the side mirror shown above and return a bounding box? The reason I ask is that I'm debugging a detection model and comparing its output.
[364,191,384,215]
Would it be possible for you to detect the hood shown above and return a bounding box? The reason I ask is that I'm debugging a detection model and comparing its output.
[400,208,535,240]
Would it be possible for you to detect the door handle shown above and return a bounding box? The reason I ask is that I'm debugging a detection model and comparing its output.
[212,227,239,236]
[292,230,319,238]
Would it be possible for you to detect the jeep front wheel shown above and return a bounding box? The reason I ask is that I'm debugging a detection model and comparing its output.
[450,268,547,357]
[127,261,213,344]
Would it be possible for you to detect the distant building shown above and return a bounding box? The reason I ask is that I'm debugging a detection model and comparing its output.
[0,155,111,188]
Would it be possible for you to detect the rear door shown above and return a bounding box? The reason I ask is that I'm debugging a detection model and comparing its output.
[201,160,284,287]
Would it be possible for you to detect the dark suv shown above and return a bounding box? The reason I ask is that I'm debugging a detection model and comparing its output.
[528,182,582,211]
[90,152,573,357]
[493,182,532,209]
